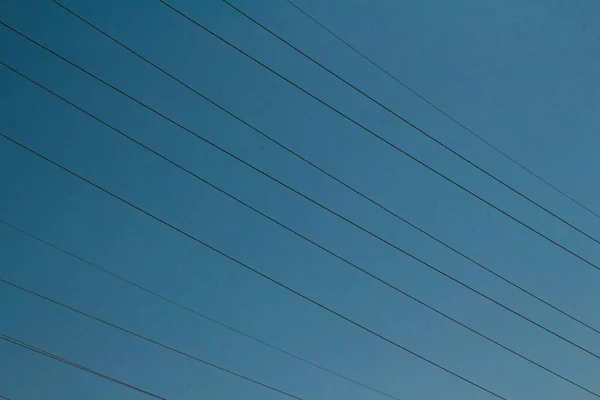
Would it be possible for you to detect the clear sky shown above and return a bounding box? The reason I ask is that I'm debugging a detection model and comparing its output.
[1,0,600,399]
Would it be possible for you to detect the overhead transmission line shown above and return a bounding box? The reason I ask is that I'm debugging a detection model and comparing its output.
[1,4,596,400]
[0,131,507,399]
[283,0,600,222]
[0,332,168,400]
[43,1,600,337]
[60,0,600,336]
[3,13,599,345]
[0,218,403,400]
[3,61,600,397]
[0,278,304,399]
[154,0,600,268]
[0,110,595,397]
[220,0,600,248]
[1,22,598,362]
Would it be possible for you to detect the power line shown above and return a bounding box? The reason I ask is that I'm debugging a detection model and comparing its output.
[220,0,600,249]
[0,279,303,400]
[155,0,600,273]
[2,23,599,361]
[0,218,403,400]
[0,132,506,399]
[42,1,600,338]
[2,65,599,398]
[0,332,168,400]
[0,146,596,398]
[1,4,597,400]
[283,0,600,222]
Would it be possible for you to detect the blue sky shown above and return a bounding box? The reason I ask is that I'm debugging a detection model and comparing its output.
[1,0,600,398]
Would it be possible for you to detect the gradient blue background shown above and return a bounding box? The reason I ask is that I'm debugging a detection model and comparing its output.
[1,0,600,398]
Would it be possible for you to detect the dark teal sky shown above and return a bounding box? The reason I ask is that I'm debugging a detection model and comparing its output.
[1,0,600,398]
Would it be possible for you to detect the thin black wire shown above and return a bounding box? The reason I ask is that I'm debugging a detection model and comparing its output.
[2,65,599,399]
[0,396,13,400]
[156,0,600,274]
[43,1,600,338]
[0,279,303,400]
[0,333,167,400]
[0,112,596,398]
[0,132,506,399]
[0,219,403,400]
[2,24,599,363]
[220,1,600,249]
[283,0,600,222]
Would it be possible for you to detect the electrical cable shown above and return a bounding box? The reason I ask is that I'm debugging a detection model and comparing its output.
[41,2,600,338]
[220,0,600,248]
[0,279,304,399]
[0,218,403,400]
[283,0,600,222]
[0,333,168,400]
[2,26,599,362]
[155,0,600,272]
[1,63,598,397]
[0,131,506,399]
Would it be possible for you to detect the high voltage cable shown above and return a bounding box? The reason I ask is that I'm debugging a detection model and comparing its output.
[0,132,506,399]
[0,333,168,400]
[220,0,600,248]
[2,25,599,361]
[0,99,595,398]
[0,219,403,400]
[39,3,600,338]
[2,65,599,398]
[154,0,600,272]
[283,0,600,222]
[0,279,304,399]
[1,6,594,400]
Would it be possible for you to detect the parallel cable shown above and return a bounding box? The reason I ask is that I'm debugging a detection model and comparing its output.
[0,332,167,400]
[221,0,600,248]
[0,278,303,400]
[283,0,600,222]
[155,0,600,273]
[43,2,600,338]
[0,218,403,400]
[2,25,599,361]
[0,123,596,397]
[0,132,506,399]
[2,64,599,397]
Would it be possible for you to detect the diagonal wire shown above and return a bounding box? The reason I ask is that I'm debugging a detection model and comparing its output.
[0,131,506,399]
[221,0,600,248]
[283,0,600,222]
[0,110,596,398]
[0,278,303,400]
[42,1,600,338]
[0,217,403,400]
[0,332,168,400]
[1,24,599,362]
[155,0,600,273]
